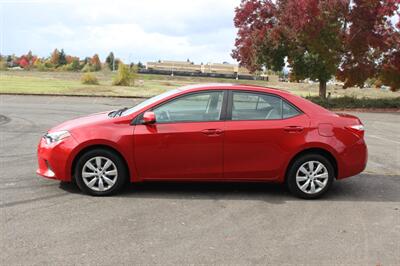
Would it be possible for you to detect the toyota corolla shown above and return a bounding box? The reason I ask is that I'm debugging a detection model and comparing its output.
[37,84,367,198]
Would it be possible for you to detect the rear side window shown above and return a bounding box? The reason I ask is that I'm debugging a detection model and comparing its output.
[282,101,301,119]
[231,91,300,120]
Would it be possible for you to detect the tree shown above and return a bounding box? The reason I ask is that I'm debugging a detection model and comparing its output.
[232,0,400,98]
[65,57,81,71]
[91,54,102,71]
[106,52,116,70]
[337,0,400,91]
[59,49,67,66]
[50,49,60,65]
[137,61,144,69]
[70,57,80,71]
[18,56,29,68]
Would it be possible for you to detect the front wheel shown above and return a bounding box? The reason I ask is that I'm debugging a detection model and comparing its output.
[287,154,334,199]
[74,149,127,196]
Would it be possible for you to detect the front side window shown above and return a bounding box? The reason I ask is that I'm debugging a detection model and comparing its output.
[232,92,283,120]
[153,91,224,123]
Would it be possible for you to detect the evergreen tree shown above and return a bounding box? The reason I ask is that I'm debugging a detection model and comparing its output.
[106,52,115,70]
[59,49,67,66]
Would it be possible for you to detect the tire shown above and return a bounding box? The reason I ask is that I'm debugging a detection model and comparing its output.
[74,148,128,196]
[286,154,334,199]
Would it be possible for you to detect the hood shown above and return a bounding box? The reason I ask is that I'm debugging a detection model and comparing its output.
[49,111,111,132]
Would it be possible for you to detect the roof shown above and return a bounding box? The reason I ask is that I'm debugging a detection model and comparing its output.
[177,83,291,96]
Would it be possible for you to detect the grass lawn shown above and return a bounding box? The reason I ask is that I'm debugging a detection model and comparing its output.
[1,70,399,100]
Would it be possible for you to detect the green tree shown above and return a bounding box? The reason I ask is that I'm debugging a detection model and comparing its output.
[106,52,117,70]
[59,49,67,66]
[65,57,81,71]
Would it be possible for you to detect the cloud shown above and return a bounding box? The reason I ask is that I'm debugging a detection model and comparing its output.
[1,0,241,63]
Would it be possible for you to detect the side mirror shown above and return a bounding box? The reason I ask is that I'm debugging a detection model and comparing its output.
[142,111,156,124]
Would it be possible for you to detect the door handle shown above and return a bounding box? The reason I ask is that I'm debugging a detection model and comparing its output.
[201,129,224,136]
[284,126,304,133]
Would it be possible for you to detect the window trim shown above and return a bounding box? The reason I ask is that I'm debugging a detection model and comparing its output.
[226,90,303,121]
[133,90,228,125]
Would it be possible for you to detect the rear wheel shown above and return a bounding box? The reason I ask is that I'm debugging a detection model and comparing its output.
[74,149,127,196]
[287,154,334,199]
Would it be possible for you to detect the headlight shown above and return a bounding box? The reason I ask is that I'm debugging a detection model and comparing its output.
[44,130,71,145]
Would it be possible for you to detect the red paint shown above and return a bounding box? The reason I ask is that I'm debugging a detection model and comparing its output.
[37,84,367,184]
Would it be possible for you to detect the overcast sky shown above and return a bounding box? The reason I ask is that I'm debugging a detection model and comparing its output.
[1,1,398,65]
[0,0,241,64]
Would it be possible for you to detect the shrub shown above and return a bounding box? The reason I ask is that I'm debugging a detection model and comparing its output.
[44,60,54,69]
[306,96,400,109]
[81,73,99,85]
[81,63,95,72]
[112,63,136,86]
[33,59,47,71]
[0,60,8,71]
[65,59,81,71]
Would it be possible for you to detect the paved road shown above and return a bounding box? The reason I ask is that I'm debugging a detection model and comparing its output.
[1,95,399,265]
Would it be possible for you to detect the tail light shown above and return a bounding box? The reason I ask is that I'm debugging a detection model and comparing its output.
[345,124,365,138]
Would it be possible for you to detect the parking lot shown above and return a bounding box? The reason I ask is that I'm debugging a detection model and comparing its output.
[1,94,399,265]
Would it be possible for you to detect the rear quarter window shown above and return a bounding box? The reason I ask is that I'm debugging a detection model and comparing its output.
[282,101,301,119]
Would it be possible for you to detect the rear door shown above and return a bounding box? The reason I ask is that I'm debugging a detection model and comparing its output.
[223,90,309,180]
[134,90,227,180]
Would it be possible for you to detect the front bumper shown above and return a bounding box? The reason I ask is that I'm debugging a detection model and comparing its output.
[36,136,78,181]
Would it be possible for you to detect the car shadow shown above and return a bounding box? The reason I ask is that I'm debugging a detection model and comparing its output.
[59,173,400,203]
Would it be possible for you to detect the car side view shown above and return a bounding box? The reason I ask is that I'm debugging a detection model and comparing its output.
[37,84,367,198]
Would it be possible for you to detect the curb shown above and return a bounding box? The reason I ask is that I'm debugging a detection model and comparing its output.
[0,92,148,99]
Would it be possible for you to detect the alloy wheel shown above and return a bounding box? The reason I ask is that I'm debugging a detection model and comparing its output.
[82,156,118,192]
[295,161,329,194]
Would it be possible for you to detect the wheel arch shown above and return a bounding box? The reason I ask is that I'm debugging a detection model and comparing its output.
[70,144,131,182]
[285,147,338,181]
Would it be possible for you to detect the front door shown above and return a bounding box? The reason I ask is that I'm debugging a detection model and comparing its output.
[134,90,226,180]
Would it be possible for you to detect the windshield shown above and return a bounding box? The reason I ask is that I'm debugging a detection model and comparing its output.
[121,89,180,116]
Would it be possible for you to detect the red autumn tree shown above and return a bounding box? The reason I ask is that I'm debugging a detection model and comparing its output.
[18,51,37,68]
[91,54,102,71]
[232,0,400,98]
[18,56,29,68]
[50,48,60,66]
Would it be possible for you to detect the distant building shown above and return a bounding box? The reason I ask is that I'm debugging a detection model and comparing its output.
[144,60,257,79]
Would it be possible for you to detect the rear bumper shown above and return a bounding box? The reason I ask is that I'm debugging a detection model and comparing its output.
[337,138,368,179]
[37,136,77,181]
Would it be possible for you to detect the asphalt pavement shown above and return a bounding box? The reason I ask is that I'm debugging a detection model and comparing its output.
[0,95,399,265]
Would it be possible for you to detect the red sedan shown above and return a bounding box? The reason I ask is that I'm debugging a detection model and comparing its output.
[37,84,367,198]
